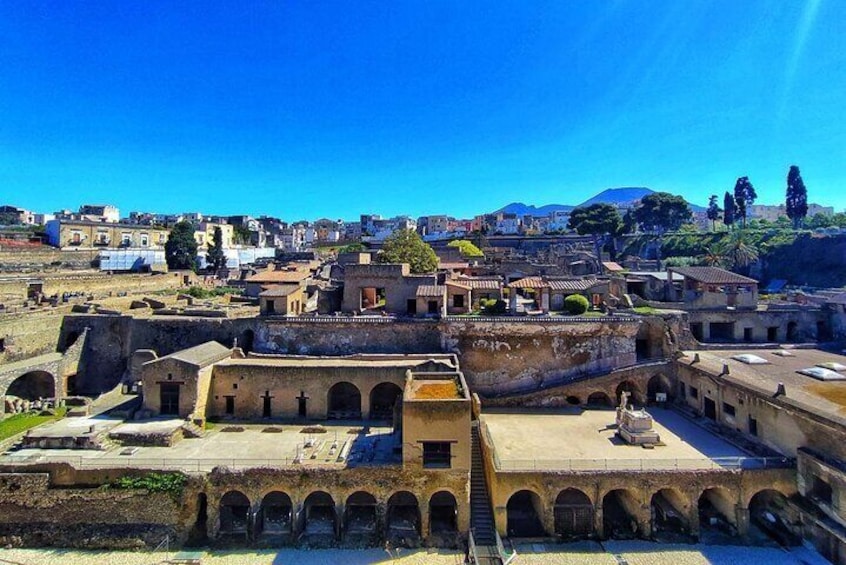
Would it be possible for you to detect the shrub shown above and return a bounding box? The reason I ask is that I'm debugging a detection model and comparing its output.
[480,298,507,315]
[564,294,590,315]
[110,472,186,498]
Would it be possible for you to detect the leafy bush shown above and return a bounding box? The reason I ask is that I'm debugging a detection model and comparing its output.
[447,239,484,258]
[184,286,243,299]
[663,256,700,267]
[564,294,590,315]
[111,472,187,498]
[480,298,507,314]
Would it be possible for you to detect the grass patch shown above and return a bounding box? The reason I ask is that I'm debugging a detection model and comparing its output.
[0,407,67,442]
[633,306,660,315]
[110,472,187,498]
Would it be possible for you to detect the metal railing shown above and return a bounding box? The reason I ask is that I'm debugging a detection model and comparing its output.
[495,530,517,565]
[494,456,795,472]
[0,455,375,472]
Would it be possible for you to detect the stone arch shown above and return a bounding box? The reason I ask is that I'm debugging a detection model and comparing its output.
[219,490,251,537]
[344,491,377,536]
[257,491,293,536]
[602,489,641,539]
[646,374,673,403]
[748,489,799,546]
[327,381,362,419]
[429,490,458,534]
[565,395,581,406]
[698,487,737,538]
[6,370,56,400]
[369,382,402,420]
[302,491,338,538]
[615,381,644,406]
[554,488,593,539]
[240,329,255,354]
[650,488,689,536]
[506,489,546,537]
[587,391,614,408]
[386,491,421,540]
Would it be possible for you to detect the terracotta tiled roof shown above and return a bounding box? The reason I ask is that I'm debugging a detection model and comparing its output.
[457,277,503,290]
[602,261,624,272]
[669,267,757,285]
[546,278,602,292]
[259,284,302,297]
[445,281,472,290]
[438,262,470,270]
[507,277,546,289]
[416,285,445,298]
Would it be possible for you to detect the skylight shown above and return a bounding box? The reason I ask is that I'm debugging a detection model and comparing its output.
[816,362,846,372]
[731,354,769,365]
[797,367,846,381]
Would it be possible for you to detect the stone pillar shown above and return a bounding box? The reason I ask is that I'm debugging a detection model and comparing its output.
[736,506,750,540]
[509,289,518,313]
[688,499,701,540]
[336,502,344,539]
[540,288,550,314]
[494,504,507,537]
[360,392,371,420]
[456,496,470,533]
[420,504,430,538]
[594,504,605,539]
[637,504,652,539]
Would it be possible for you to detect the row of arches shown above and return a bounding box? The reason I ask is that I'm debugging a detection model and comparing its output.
[505,487,794,543]
[216,489,458,542]
[561,375,674,409]
[327,381,403,420]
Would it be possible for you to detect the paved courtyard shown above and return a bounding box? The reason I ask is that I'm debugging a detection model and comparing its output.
[481,407,750,471]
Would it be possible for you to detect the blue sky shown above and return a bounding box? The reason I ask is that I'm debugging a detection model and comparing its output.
[1,1,844,221]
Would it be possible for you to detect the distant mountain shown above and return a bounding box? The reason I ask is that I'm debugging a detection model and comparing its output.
[494,202,574,216]
[493,186,704,215]
[575,187,654,208]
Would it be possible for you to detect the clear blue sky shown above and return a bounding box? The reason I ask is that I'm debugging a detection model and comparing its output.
[1,1,844,221]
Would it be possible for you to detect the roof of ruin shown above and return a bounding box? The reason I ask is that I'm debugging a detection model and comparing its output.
[416,285,445,298]
[245,269,311,284]
[545,278,602,291]
[456,277,502,290]
[669,267,757,285]
[259,284,302,297]
[157,341,231,368]
[216,355,455,369]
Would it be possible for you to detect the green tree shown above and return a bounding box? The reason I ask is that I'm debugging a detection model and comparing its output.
[808,213,834,229]
[632,192,692,233]
[702,246,726,268]
[733,176,757,227]
[723,192,735,229]
[206,226,227,272]
[447,239,484,258]
[165,221,198,271]
[568,203,623,264]
[706,195,722,231]
[718,232,759,273]
[377,229,439,273]
[786,165,808,229]
[338,242,367,253]
[232,225,252,245]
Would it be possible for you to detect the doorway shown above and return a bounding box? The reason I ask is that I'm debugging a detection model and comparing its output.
[704,397,716,420]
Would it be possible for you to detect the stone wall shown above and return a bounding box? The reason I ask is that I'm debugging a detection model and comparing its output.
[0,309,67,363]
[0,471,194,549]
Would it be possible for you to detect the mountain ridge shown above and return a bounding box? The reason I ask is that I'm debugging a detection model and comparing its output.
[494,187,705,215]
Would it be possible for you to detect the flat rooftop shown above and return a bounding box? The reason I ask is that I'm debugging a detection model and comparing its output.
[481,407,748,472]
[406,378,462,400]
[217,355,455,369]
[682,348,846,426]
[1,421,401,472]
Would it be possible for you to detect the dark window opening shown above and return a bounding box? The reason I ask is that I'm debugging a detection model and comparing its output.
[225,396,235,415]
[767,327,778,342]
[262,392,272,418]
[743,327,753,342]
[428,300,439,314]
[704,397,717,420]
[266,299,275,314]
[690,322,704,342]
[635,339,650,361]
[679,382,686,398]
[422,442,451,468]
[406,299,417,315]
[748,416,758,436]
[453,294,464,308]
[690,386,699,399]
[723,402,736,417]
[0,338,5,352]
[811,476,833,505]
[709,322,735,342]
[160,383,180,415]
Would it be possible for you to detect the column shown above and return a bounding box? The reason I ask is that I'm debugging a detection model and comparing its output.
[736,506,750,540]
[540,288,550,313]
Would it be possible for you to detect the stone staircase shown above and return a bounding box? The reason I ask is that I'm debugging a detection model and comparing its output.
[470,422,502,564]
[181,421,206,439]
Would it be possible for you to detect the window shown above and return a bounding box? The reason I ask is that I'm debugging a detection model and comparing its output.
[453,294,465,308]
[811,476,833,505]
[722,402,736,417]
[748,416,758,436]
[422,442,452,468]
[121,233,132,246]
[140,234,149,246]
[689,386,698,399]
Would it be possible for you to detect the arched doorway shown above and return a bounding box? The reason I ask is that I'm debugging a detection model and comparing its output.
[240,329,255,354]
[386,491,421,543]
[650,488,688,537]
[344,491,377,537]
[506,490,545,537]
[218,491,251,538]
[587,392,614,408]
[302,491,337,538]
[554,488,593,539]
[646,374,673,404]
[429,491,458,534]
[698,488,737,540]
[369,382,402,420]
[6,371,56,400]
[615,381,642,407]
[602,489,640,539]
[749,489,799,546]
[327,382,362,419]
[257,491,293,536]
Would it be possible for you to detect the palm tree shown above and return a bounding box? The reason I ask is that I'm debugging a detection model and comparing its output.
[702,246,725,268]
[719,233,759,273]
